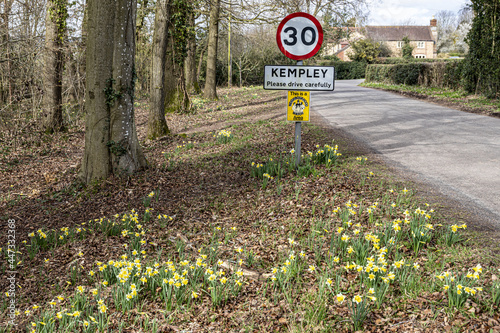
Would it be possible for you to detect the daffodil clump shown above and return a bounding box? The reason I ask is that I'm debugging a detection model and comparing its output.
[356,156,368,164]
[175,140,196,150]
[262,173,274,189]
[142,190,158,208]
[493,276,500,306]
[19,182,495,333]
[250,157,288,180]
[267,245,307,303]
[191,96,206,110]
[93,210,145,238]
[27,225,89,259]
[27,222,247,332]
[309,143,341,166]
[442,223,468,246]
[215,129,233,144]
[255,185,478,330]
[250,143,342,185]
[436,264,484,308]
[26,292,107,333]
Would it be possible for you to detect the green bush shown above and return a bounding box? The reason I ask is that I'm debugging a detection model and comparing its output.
[349,39,381,63]
[374,58,451,64]
[365,64,391,83]
[317,60,368,80]
[419,61,464,89]
[366,61,464,88]
[393,64,423,85]
[463,0,500,98]
[365,64,424,85]
[443,61,464,89]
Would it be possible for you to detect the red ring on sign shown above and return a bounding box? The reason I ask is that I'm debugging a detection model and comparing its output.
[276,12,324,60]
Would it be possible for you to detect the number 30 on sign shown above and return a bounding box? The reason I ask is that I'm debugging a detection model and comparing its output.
[276,12,323,60]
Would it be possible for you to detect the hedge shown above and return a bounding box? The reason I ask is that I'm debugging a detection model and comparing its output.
[365,61,465,88]
[365,64,424,85]
[316,60,368,80]
[374,57,456,64]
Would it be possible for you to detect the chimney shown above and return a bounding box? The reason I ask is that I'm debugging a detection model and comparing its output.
[430,16,438,57]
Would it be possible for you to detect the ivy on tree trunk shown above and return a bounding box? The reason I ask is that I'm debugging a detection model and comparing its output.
[42,0,68,133]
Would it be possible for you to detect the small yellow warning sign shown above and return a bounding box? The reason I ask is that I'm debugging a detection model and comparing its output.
[287,91,310,122]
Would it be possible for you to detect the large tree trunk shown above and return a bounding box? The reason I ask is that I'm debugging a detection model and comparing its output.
[164,39,190,113]
[136,0,149,42]
[184,8,199,94]
[203,0,220,100]
[197,44,207,84]
[147,0,170,140]
[227,2,232,88]
[164,1,191,113]
[80,0,146,183]
[81,0,114,182]
[0,0,14,105]
[42,0,67,133]
[109,0,146,172]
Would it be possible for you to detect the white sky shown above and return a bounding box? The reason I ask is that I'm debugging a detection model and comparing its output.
[366,0,469,25]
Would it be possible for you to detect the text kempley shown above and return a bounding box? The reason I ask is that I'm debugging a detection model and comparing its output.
[271,68,329,78]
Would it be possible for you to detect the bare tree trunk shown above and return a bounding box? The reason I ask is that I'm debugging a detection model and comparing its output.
[1,0,14,105]
[164,37,190,113]
[203,0,220,100]
[136,0,149,42]
[109,0,146,172]
[147,0,170,140]
[238,57,242,87]
[81,0,115,182]
[227,0,232,88]
[164,38,178,113]
[197,44,206,83]
[81,0,146,183]
[43,0,67,133]
[184,7,199,93]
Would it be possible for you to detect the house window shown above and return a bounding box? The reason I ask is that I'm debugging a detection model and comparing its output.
[417,41,425,48]
[397,41,404,48]
[415,55,426,59]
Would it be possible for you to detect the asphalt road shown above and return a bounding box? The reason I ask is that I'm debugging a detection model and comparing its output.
[313,80,500,226]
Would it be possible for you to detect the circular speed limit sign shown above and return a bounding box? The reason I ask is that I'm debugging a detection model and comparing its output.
[276,12,323,60]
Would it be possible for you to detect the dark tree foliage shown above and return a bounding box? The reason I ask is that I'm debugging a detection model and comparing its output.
[401,36,414,59]
[463,0,500,98]
[349,39,380,63]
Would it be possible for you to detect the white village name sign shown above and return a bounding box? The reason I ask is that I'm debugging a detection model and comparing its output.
[264,65,335,91]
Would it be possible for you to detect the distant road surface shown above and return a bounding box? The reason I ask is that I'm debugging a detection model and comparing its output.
[313,80,500,226]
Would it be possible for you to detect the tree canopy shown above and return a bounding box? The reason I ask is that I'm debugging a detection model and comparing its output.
[463,0,500,98]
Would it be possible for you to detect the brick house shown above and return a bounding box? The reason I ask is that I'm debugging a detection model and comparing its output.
[325,19,438,60]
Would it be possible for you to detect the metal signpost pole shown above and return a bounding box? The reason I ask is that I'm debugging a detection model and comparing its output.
[295,60,303,169]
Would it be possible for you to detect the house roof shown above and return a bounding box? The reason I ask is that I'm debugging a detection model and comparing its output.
[363,26,435,41]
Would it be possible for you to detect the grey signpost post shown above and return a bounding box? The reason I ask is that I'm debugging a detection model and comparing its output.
[295,60,303,168]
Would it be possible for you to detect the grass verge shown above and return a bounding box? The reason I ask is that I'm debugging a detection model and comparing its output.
[361,82,500,117]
